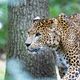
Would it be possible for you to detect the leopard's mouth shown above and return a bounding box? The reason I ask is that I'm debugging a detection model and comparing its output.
[27,46,49,53]
[27,48,40,52]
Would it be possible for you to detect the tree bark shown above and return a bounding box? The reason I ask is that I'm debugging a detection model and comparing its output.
[8,0,49,58]
[6,0,57,79]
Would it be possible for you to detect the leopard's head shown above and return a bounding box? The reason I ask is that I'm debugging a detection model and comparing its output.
[25,17,60,52]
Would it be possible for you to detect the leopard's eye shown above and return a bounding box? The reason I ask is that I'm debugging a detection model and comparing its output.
[27,31,29,34]
[35,32,41,37]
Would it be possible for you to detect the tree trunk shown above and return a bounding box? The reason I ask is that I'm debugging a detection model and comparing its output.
[8,0,49,58]
[6,0,57,80]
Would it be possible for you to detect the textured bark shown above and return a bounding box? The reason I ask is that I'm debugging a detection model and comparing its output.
[7,0,56,79]
[8,0,49,58]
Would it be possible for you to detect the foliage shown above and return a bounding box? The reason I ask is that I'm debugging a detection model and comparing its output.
[0,2,8,48]
[49,0,80,17]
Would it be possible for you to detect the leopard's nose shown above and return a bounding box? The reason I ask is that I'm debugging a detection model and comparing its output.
[25,43,31,47]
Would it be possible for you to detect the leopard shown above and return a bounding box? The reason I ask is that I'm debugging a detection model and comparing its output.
[25,17,69,78]
[25,13,80,80]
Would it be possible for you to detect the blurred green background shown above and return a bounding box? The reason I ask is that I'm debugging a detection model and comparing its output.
[0,0,8,51]
[49,0,80,17]
[0,0,8,80]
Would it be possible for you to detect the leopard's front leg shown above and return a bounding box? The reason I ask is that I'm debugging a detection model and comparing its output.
[60,47,80,80]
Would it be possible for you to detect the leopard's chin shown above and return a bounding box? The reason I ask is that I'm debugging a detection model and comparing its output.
[27,48,40,52]
[27,46,50,53]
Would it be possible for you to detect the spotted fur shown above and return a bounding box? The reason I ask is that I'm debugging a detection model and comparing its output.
[56,13,80,80]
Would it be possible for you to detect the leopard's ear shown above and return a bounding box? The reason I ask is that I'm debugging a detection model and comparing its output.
[58,13,70,30]
[58,13,68,22]
[59,13,67,17]
[33,16,41,22]
[57,13,69,24]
